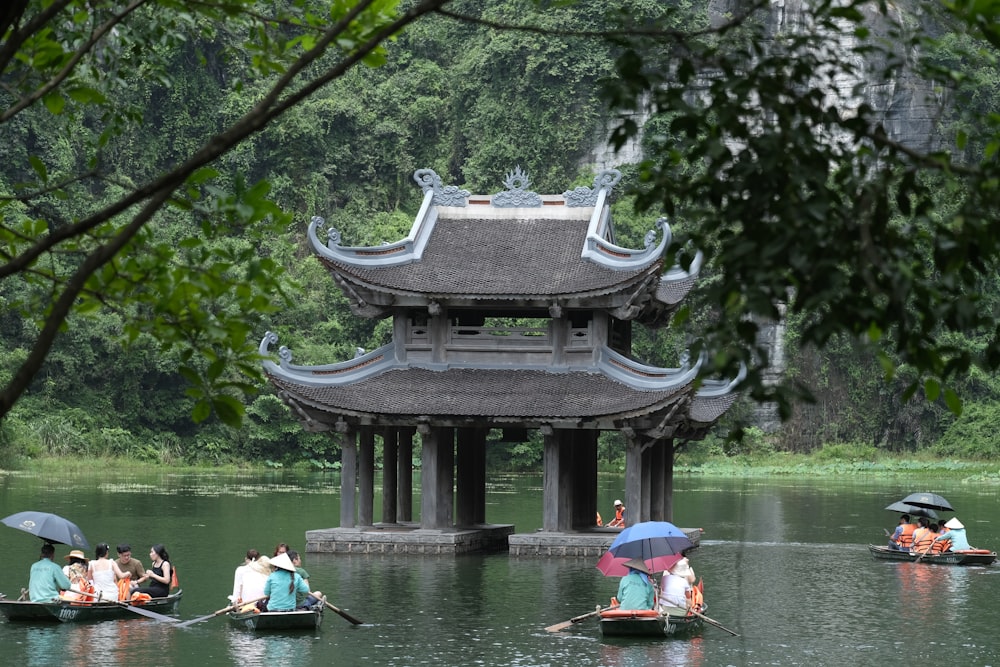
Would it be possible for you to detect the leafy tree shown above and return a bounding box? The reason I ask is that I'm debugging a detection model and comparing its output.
[0,0,449,426]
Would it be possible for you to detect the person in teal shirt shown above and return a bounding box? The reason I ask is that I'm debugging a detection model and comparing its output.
[616,559,655,610]
[29,543,72,602]
[932,517,973,551]
[263,552,312,611]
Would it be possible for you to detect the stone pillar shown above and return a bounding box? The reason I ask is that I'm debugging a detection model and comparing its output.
[542,427,559,531]
[398,427,414,522]
[456,427,487,527]
[624,430,642,528]
[649,439,665,522]
[358,426,375,527]
[339,425,357,528]
[420,425,454,529]
[664,439,675,523]
[382,427,399,524]
[571,430,598,529]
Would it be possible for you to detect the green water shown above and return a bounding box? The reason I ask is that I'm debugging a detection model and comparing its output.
[1,470,999,666]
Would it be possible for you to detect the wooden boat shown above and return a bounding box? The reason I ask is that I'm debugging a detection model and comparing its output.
[227,606,323,632]
[868,544,997,565]
[0,590,183,623]
[599,606,703,637]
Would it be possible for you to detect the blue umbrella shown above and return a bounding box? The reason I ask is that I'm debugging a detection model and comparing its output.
[608,520,694,562]
[1,511,90,549]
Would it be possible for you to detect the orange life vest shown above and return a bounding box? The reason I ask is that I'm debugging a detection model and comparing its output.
[687,578,705,615]
[117,576,132,601]
[897,523,917,549]
[911,528,934,553]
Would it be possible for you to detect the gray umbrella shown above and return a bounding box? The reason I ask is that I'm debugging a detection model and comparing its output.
[1,511,90,548]
[900,492,954,513]
[885,501,938,520]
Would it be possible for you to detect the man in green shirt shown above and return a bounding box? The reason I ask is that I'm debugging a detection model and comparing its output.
[29,543,72,602]
[288,550,321,609]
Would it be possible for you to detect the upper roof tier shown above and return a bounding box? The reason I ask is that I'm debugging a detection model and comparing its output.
[309,168,702,320]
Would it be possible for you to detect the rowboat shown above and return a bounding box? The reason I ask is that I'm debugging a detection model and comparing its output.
[0,590,183,623]
[599,606,703,637]
[227,606,323,632]
[868,544,997,565]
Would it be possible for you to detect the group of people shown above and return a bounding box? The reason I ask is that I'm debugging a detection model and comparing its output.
[28,542,173,603]
[614,556,705,615]
[230,542,323,613]
[887,515,973,554]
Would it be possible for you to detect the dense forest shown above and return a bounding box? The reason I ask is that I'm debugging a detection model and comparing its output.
[3,1,1000,469]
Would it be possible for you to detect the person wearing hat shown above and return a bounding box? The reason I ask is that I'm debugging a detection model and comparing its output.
[28,543,72,602]
[615,558,655,611]
[659,557,696,609]
[237,554,271,611]
[59,549,95,602]
[263,552,322,612]
[930,517,973,553]
[608,500,626,528]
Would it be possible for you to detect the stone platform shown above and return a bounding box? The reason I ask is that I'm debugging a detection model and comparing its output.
[305,523,515,555]
[306,524,700,557]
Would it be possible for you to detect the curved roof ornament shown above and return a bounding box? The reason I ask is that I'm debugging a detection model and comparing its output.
[563,169,623,207]
[492,166,542,208]
[413,168,470,207]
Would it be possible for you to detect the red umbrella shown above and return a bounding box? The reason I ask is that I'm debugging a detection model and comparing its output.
[595,550,684,577]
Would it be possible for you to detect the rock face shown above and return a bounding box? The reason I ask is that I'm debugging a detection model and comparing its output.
[589,0,945,171]
[586,1,946,431]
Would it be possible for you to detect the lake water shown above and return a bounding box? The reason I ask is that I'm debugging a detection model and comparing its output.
[1,470,999,666]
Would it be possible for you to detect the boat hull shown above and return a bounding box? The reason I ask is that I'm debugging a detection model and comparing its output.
[227,608,323,632]
[868,544,997,565]
[0,591,183,623]
[599,607,702,638]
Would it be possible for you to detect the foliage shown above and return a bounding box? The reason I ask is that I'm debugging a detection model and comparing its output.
[601,0,1000,430]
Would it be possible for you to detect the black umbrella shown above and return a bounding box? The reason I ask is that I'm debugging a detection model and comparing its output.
[900,492,954,513]
[1,511,90,549]
[885,501,938,520]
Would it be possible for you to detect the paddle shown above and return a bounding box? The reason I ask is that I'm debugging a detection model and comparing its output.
[71,589,180,623]
[545,604,617,633]
[323,598,363,625]
[174,596,268,628]
[687,608,740,637]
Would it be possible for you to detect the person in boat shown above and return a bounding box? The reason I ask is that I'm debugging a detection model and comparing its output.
[238,554,271,610]
[263,552,322,612]
[909,517,935,554]
[273,543,289,557]
[615,559,655,611]
[929,517,973,553]
[135,544,172,598]
[60,549,95,602]
[28,543,72,602]
[287,550,321,609]
[114,543,145,585]
[659,557,696,609]
[888,514,916,551]
[230,548,260,604]
[608,500,626,528]
[88,543,127,602]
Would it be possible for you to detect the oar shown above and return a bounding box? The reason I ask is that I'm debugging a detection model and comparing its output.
[71,589,180,623]
[545,604,617,633]
[688,609,740,637]
[323,598,363,625]
[175,596,268,628]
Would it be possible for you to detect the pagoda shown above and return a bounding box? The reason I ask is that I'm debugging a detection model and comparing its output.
[260,167,742,555]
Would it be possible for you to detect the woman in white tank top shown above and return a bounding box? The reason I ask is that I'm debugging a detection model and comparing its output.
[88,543,127,601]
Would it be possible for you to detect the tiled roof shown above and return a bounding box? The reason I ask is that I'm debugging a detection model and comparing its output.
[269,367,689,420]
[325,217,653,297]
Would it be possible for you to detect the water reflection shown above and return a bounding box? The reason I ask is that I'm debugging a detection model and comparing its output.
[600,634,705,667]
[226,629,315,666]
